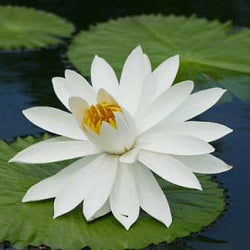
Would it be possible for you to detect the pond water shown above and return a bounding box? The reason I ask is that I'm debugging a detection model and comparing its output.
[0,0,250,249]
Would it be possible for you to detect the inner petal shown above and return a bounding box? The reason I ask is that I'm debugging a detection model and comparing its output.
[82,102,122,134]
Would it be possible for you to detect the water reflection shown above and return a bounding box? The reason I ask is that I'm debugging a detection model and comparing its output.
[0,49,66,140]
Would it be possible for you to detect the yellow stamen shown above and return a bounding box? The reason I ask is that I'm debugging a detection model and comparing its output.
[82,102,122,134]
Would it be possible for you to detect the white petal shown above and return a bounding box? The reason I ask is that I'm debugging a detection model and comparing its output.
[173,154,233,174]
[52,77,70,109]
[138,150,202,190]
[96,122,127,154]
[110,163,140,230]
[119,147,139,164]
[83,155,118,220]
[88,199,111,221]
[91,56,119,97]
[115,112,135,149]
[132,162,172,227]
[68,96,89,125]
[22,156,95,202]
[143,121,233,142]
[152,55,179,99]
[52,70,96,109]
[9,137,100,163]
[138,134,214,156]
[23,107,86,140]
[122,108,138,137]
[54,154,107,218]
[143,53,152,78]
[118,46,145,115]
[136,81,194,133]
[136,55,179,115]
[64,69,96,104]
[88,112,135,154]
[100,117,133,154]
[96,88,118,104]
[162,88,226,124]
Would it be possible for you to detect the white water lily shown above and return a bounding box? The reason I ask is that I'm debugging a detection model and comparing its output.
[9,46,233,230]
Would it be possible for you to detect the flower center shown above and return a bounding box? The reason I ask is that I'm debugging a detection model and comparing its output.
[82,103,122,134]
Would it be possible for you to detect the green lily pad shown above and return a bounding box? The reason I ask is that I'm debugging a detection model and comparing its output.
[67,15,250,102]
[0,134,225,250]
[0,6,74,49]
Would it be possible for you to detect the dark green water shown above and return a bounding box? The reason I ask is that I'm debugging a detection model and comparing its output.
[0,0,250,249]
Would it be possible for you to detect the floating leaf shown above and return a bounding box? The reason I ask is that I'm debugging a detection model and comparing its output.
[67,15,250,102]
[0,134,225,250]
[0,6,74,49]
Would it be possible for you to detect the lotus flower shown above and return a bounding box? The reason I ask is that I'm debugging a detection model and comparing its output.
[10,46,232,230]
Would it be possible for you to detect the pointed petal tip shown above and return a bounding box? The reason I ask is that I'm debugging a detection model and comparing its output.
[64,68,76,77]
[218,88,227,97]
[51,76,57,83]
[21,196,28,202]
[22,107,34,117]
[85,214,93,222]
[134,45,143,54]
[164,219,172,228]
[64,68,70,75]
[215,87,227,95]
[8,157,14,163]
[220,126,233,138]
[22,192,34,203]
[51,76,63,85]
[176,80,194,92]
[185,180,202,191]
[208,144,215,153]
[92,55,100,63]
[21,109,27,116]
[8,156,21,163]
[68,96,89,110]
[53,211,61,219]
[191,177,202,191]
[119,215,138,230]
[53,201,68,219]
[136,44,142,49]
[22,196,33,203]
[173,54,179,60]
[83,209,95,222]
[97,87,105,94]
[123,222,132,230]
[53,207,66,219]
[65,69,85,82]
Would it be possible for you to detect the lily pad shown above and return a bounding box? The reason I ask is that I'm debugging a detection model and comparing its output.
[0,134,225,250]
[0,6,74,49]
[67,15,250,102]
